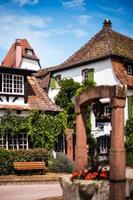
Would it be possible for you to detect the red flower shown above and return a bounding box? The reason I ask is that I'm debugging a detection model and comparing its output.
[71,167,109,181]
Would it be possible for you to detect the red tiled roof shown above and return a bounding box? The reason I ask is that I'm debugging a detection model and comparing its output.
[48,20,133,72]
[27,76,62,111]
[34,70,50,91]
[1,39,39,68]
[0,75,62,112]
[112,59,133,89]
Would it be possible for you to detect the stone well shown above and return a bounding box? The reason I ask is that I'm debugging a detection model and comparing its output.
[59,175,133,200]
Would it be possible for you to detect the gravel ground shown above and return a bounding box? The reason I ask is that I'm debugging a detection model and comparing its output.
[0,182,62,200]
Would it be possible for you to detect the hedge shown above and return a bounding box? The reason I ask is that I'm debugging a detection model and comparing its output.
[0,148,48,175]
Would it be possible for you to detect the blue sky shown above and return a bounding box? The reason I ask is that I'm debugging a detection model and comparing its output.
[0,0,132,68]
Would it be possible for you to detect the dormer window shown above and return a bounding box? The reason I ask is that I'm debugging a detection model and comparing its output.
[0,73,24,95]
[26,49,33,56]
[127,65,133,75]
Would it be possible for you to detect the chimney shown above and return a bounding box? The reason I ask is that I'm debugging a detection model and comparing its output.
[15,39,22,68]
[103,19,112,28]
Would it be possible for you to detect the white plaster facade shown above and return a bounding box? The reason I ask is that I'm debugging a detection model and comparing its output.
[20,58,40,71]
[48,58,133,156]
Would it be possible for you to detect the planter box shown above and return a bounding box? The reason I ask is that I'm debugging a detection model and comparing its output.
[59,175,133,200]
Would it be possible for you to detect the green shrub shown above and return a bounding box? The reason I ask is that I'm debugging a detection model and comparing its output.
[0,148,48,175]
[11,148,48,162]
[49,152,74,173]
[0,148,13,175]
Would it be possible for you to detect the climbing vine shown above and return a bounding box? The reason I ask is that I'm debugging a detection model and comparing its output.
[0,110,67,151]
[28,110,67,150]
[0,111,28,136]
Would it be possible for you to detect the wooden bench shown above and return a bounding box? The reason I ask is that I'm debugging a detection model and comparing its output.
[13,161,46,174]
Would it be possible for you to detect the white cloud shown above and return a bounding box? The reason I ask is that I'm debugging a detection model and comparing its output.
[96,4,124,15]
[73,29,87,37]
[11,0,39,6]
[77,15,91,26]
[0,10,88,67]
[1,15,52,29]
[63,0,86,9]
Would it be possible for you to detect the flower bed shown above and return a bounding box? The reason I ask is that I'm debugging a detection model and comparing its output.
[71,166,109,181]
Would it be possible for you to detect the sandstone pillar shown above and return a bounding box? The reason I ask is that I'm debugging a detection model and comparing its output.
[75,106,88,170]
[109,97,126,200]
[66,128,73,161]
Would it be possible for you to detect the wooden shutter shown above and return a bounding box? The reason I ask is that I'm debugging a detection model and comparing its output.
[87,68,94,82]
[128,96,133,118]
[49,78,57,90]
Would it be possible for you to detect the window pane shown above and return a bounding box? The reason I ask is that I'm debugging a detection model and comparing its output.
[19,132,27,149]
[1,74,24,94]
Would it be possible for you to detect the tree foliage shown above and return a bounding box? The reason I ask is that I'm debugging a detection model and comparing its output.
[125,117,133,152]
[55,78,80,128]
[76,79,96,97]
[55,78,95,129]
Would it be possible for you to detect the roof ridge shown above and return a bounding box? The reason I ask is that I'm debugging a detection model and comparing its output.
[111,29,133,40]
[104,28,113,54]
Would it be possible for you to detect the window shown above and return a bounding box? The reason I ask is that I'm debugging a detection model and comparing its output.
[19,132,28,149]
[0,135,6,148]
[82,69,89,82]
[104,105,111,117]
[0,133,28,149]
[82,68,94,82]
[8,134,18,149]
[127,65,133,75]
[26,49,33,56]
[0,73,24,95]
[55,74,61,86]
[97,136,110,154]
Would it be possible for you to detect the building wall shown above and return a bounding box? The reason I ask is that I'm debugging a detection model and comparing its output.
[0,109,29,118]
[48,58,120,100]
[48,58,132,154]
[20,58,40,71]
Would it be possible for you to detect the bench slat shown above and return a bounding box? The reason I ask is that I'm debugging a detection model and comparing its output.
[13,161,46,171]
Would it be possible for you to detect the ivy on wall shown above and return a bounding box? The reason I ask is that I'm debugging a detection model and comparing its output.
[28,111,67,150]
[0,110,67,151]
[0,111,28,136]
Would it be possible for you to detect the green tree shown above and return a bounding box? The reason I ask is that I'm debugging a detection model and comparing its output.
[55,78,80,128]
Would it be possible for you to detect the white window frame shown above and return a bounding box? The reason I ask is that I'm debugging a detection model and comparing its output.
[19,132,28,149]
[0,73,24,95]
[0,135,6,148]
